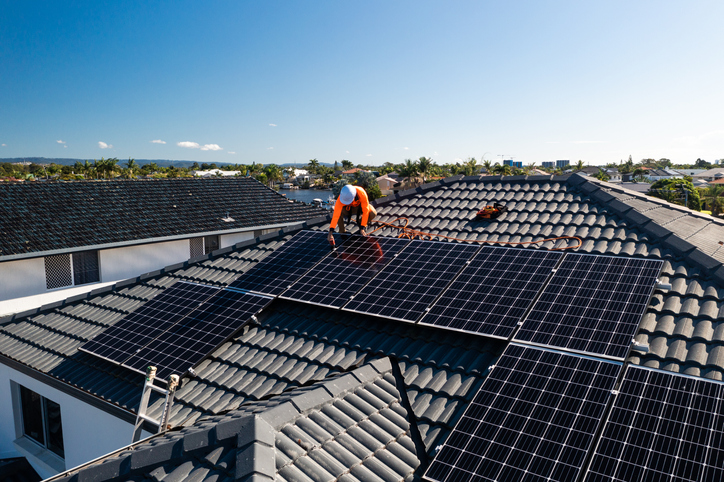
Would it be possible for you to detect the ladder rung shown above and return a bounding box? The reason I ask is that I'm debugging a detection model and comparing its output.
[148,384,169,395]
[137,413,161,426]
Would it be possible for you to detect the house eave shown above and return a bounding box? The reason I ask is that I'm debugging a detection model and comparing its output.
[0,222,304,263]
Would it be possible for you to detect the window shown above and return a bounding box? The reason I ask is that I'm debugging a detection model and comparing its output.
[19,386,64,458]
[44,250,100,290]
[190,235,219,258]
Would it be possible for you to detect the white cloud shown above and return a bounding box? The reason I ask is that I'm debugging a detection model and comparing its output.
[1,144,6,147]
[346,151,350,154]
[98,141,112,149]
[56,140,66,144]
[673,130,724,146]
[267,147,274,150]
[404,147,409,150]
[151,139,166,144]
[269,123,277,127]
[571,140,605,144]
[228,151,236,154]
[178,141,223,151]
[178,141,201,149]
[366,154,372,157]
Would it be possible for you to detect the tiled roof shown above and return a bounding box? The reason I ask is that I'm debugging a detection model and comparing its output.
[0,178,328,259]
[8,173,724,480]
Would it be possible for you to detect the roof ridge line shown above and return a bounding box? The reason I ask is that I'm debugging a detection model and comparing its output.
[571,175,724,285]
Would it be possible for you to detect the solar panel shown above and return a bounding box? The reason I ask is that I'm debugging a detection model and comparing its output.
[586,365,724,482]
[79,281,220,365]
[514,254,663,359]
[123,289,272,379]
[419,246,563,339]
[280,235,410,308]
[425,344,620,482]
[343,240,480,322]
[227,230,333,296]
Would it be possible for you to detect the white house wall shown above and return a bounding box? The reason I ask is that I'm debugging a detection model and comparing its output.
[219,231,255,247]
[0,258,47,301]
[100,239,190,282]
[0,366,147,479]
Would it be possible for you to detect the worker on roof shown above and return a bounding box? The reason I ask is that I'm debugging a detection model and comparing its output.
[328,184,377,241]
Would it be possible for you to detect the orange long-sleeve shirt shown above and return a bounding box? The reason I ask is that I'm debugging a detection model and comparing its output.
[329,186,371,229]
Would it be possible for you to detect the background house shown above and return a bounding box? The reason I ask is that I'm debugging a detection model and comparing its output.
[0,178,326,316]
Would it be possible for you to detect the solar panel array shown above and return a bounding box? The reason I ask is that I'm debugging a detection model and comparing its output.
[281,236,410,308]
[514,255,663,359]
[123,290,272,378]
[586,365,724,482]
[80,281,271,378]
[344,240,481,322]
[425,344,621,482]
[419,246,563,339]
[79,282,220,364]
[228,230,333,296]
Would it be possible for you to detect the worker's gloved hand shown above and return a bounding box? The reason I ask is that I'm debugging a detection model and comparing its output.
[359,228,367,237]
[327,231,334,243]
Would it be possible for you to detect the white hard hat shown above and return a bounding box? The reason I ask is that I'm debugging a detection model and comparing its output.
[339,185,356,205]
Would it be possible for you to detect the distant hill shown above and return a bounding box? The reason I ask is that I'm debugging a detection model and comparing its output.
[0,158,338,168]
[0,157,202,168]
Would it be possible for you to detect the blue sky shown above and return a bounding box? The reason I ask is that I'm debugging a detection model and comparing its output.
[2,1,723,166]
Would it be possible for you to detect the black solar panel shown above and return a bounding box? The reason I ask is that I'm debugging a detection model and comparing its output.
[227,230,333,296]
[586,365,724,482]
[514,254,663,359]
[79,281,220,365]
[123,290,272,379]
[425,344,620,482]
[280,235,410,308]
[420,246,563,339]
[344,240,480,322]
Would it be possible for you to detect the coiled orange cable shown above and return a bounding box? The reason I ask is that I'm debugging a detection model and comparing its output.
[368,217,582,251]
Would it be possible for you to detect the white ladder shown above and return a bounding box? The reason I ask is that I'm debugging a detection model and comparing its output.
[132,366,179,443]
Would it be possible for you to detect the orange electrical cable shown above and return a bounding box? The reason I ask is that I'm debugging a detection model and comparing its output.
[368,217,582,251]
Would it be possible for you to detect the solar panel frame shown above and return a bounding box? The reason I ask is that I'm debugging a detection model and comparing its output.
[280,235,411,309]
[123,289,272,379]
[419,246,564,339]
[227,230,335,296]
[78,281,220,365]
[585,365,724,482]
[425,343,621,482]
[343,240,481,323]
[514,254,664,360]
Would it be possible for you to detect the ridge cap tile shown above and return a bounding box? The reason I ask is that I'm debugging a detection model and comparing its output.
[236,442,276,481]
[664,235,698,256]
[258,402,300,429]
[566,173,588,186]
[130,438,182,471]
[322,372,364,399]
[75,456,126,482]
[237,415,275,449]
[290,386,334,414]
[686,249,722,273]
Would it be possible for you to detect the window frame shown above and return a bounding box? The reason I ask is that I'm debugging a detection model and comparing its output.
[44,250,101,291]
[15,384,65,459]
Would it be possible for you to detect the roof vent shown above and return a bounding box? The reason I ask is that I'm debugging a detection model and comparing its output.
[631,341,649,353]
[221,212,235,223]
[656,280,672,291]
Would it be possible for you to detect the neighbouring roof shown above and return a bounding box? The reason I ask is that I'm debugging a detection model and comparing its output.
[0,178,327,260]
[7,173,724,480]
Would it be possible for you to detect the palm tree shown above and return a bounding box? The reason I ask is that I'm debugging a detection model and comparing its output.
[417,157,434,183]
[482,160,494,174]
[307,159,320,174]
[463,158,479,176]
[525,162,537,174]
[264,164,283,188]
[125,158,138,178]
[702,185,724,216]
[399,159,420,185]
[493,163,513,176]
[574,160,585,171]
